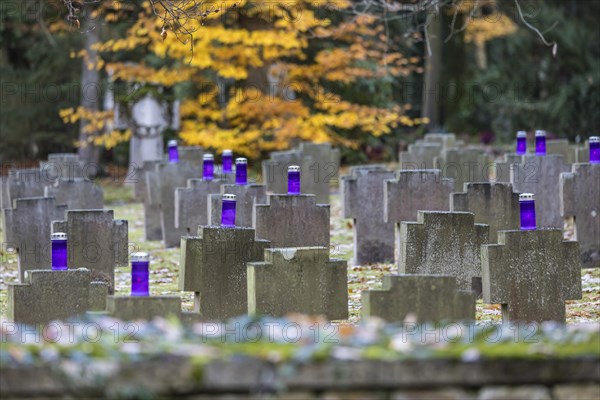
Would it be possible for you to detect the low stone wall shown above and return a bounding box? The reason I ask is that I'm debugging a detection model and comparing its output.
[1,357,598,399]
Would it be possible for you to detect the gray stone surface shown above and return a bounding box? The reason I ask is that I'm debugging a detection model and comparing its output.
[552,384,600,400]
[362,274,475,322]
[575,139,590,163]
[142,160,164,240]
[262,149,302,195]
[5,168,45,208]
[53,209,128,292]
[423,133,460,148]
[40,153,85,180]
[560,163,600,268]
[3,197,67,281]
[482,229,581,323]
[254,194,330,248]
[399,142,442,169]
[546,139,577,164]
[106,296,182,321]
[451,182,520,243]
[89,281,109,311]
[180,226,270,320]
[341,165,395,265]
[208,184,267,228]
[477,386,551,400]
[247,247,348,320]
[44,178,104,210]
[434,148,492,192]
[7,268,109,324]
[511,154,570,229]
[489,153,523,183]
[175,178,224,234]
[400,211,489,293]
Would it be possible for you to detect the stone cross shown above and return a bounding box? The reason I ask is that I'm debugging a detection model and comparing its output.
[400,211,489,293]
[254,194,330,248]
[297,142,341,203]
[361,274,475,322]
[52,209,128,291]
[489,153,523,183]
[560,163,600,268]
[511,154,570,229]
[482,229,581,323]
[451,182,520,243]
[399,142,442,169]
[434,148,492,192]
[44,178,104,210]
[5,169,45,207]
[423,132,463,148]
[341,165,395,265]
[546,139,577,164]
[208,184,268,228]
[3,197,67,281]
[175,178,225,234]
[7,268,109,325]
[247,247,348,320]
[262,149,302,196]
[180,226,270,320]
[40,153,85,181]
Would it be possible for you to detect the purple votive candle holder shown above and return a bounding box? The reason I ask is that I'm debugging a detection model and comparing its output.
[222,149,233,174]
[168,140,179,163]
[235,157,248,185]
[288,165,301,195]
[203,154,214,181]
[131,252,150,296]
[590,136,600,164]
[519,193,536,230]
[535,130,546,156]
[51,232,68,271]
[221,194,237,227]
[516,131,527,155]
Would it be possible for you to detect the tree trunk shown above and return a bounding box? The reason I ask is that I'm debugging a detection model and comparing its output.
[421,12,443,131]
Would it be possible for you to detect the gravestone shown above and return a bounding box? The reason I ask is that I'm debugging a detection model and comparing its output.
[511,154,570,229]
[44,178,104,210]
[247,247,348,320]
[254,194,329,248]
[298,142,341,203]
[175,178,224,234]
[40,153,85,180]
[3,197,67,281]
[105,296,182,321]
[142,161,164,240]
[7,268,109,325]
[451,182,520,242]
[178,146,204,166]
[423,133,461,148]
[399,142,442,169]
[434,148,491,192]
[400,211,489,293]
[546,139,577,164]
[208,184,268,228]
[6,169,45,207]
[362,274,475,322]
[575,140,590,163]
[180,226,270,320]
[482,229,581,323]
[128,95,168,174]
[560,163,600,268]
[52,209,128,291]
[341,165,395,265]
[262,149,303,195]
[489,153,523,183]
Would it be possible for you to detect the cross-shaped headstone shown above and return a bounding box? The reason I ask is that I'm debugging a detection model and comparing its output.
[44,178,104,210]
[361,274,475,322]
[341,165,395,265]
[399,142,442,169]
[262,149,303,195]
[434,148,492,192]
[3,197,67,280]
[298,142,341,203]
[511,154,570,229]
[208,184,267,228]
[451,182,520,243]
[52,209,128,291]
[175,178,225,234]
[180,226,270,320]
[424,133,461,148]
[142,160,164,240]
[6,168,45,207]
[482,229,581,323]
[40,153,85,181]
[254,194,330,248]
[247,247,348,320]
[400,211,489,293]
[546,139,577,164]
[489,153,523,183]
[560,163,600,268]
[7,268,109,325]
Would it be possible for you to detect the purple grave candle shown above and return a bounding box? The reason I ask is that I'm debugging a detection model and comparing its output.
[516,131,527,155]
[590,136,600,164]
[168,140,179,163]
[51,232,68,271]
[235,157,248,185]
[221,194,237,227]
[519,193,536,230]
[535,130,546,156]
[288,165,301,195]
[222,149,233,174]
[203,154,214,181]
[131,252,150,296]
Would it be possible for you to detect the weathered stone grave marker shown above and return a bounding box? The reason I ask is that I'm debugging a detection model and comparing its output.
[489,153,523,183]
[451,182,520,242]
[400,211,489,294]
[561,163,600,268]
[141,160,164,240]
[40,153,85,180]
[546,139,577,164]
[399,142,442,169]
[341,165,395,265]
[208,184,267,228]
[175,178,224,235]
[247,247,348,320]
[434,148,491,192]
[104,296,182,321]
[482,229,581,323]
[180,226,270,320]
[44,178,104,210]
[362,274,475,322]
[262,149,302,195]
[298,142,341,203]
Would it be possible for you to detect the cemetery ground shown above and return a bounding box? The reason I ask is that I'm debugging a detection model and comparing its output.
[1,173,599,325]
